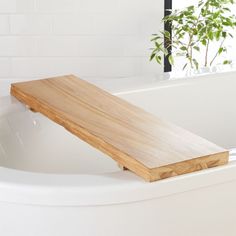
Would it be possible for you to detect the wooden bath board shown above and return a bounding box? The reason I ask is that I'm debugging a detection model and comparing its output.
[11,75,229,182]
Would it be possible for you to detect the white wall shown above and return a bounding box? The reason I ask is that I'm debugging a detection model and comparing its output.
[0,0,163,96]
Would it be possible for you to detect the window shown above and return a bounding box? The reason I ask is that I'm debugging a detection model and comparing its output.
[164,0,172,72]
[166,0,236,72]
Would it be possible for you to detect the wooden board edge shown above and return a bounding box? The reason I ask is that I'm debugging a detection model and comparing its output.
[148,151,229,182]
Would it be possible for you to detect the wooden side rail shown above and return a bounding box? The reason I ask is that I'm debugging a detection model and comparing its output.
[11,75,229,182]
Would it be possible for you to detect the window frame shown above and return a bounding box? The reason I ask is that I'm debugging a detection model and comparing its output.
[164,0,172,72]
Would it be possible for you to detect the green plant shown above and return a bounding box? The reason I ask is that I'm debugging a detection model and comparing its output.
[150,0,236,70]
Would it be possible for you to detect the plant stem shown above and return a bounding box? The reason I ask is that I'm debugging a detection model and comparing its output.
[186,11,202,69]
[210,39,225,66]
[186,33,193,68]
[190,45,193,66]
[205,39,210,67]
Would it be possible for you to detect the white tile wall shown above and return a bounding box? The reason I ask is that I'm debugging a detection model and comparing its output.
[0,15,9,34]
[0,0,16,13]
[10,14,52,35]
[0,59,10,76]
[0,0,163,96]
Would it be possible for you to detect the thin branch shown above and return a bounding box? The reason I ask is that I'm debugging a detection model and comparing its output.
[210,39,225,66]
[205,39,210,67]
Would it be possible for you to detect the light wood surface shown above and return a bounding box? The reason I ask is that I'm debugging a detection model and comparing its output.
[11,75,229,182]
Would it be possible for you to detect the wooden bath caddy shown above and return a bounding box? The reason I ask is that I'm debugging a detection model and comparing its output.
[11,75,229,182]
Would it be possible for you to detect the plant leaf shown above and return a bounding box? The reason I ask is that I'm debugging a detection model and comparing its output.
[155,55,162,64]
[193,46,200,51]
[168,55,174,65]
[150,53,156,61]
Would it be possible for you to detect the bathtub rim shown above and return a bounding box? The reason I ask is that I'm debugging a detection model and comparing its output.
[90,65,236,95]
[0,160,235,206]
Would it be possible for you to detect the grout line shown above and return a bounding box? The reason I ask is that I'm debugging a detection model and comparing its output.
[0,34,150,37]
[33,0,37,12]
[0,56,148,59]
[6,14,10,35]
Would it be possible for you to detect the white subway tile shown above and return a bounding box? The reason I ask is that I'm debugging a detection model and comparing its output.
[37,36,83,57]
[140,57,162,75]
[0,80,10,96]
[0,59,10,77]
[10,14,52,35]
[0,0,16,13]
[138,10,164,36]
[0,37,37,56]
[82,0,162,12]
[124,37,150,57]
[37,0,162,13]
[36,36,147,57]
[11,57,142,78]
[82,0,121,12]
[52,11,162,36]
[52,14,93,35]
[92,12,140,35]
[9,58,50,77]
[92,10,162,36]
[0,15,9,34]
[16,0,35,12]
[36,0,82,12]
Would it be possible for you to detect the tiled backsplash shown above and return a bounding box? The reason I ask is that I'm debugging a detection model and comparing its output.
[0,0,163,96]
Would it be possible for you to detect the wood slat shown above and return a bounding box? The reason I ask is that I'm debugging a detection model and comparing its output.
[11,75,229,182]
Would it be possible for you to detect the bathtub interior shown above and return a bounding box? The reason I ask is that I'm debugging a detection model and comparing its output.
[119,75,236,149]
[0,74,236,174]
[0,98,120,174]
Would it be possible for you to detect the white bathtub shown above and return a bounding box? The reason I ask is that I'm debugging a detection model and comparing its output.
[1,71,236,236]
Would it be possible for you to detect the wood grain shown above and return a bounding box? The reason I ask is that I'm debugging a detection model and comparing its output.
[11,75,229,182]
